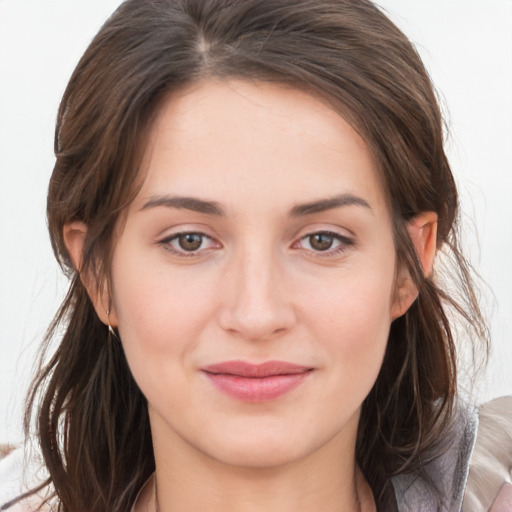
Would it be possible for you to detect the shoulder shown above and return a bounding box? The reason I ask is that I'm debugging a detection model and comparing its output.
[0,447,49,512]
[463,396,512,512]
[391,396,512,512]
[0,447,25,508]
[391,398,478,511]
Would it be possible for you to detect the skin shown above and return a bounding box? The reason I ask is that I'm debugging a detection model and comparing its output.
[65,80,437,512]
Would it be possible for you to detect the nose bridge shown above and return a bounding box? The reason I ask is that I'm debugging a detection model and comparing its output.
[238,246,275,307]
[220,240,294,340]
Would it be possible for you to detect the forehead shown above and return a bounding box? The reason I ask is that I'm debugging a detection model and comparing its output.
[134,79,388,216]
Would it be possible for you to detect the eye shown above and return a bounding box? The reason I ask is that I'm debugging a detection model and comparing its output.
[159,232,220,256]
[295,231,354,255]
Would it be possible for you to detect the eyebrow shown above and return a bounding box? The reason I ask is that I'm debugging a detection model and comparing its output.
[140,192,371,217]
[141,195,225,215]
[289,194,372,216]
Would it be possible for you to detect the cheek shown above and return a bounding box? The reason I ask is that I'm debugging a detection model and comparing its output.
[303,265,395,385]
[110,248,217,377]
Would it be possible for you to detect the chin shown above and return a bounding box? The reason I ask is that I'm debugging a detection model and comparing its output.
[196,417,348,470]
[209,437,309,469]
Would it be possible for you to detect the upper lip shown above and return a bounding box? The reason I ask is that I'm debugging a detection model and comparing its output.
[202,360,313,378]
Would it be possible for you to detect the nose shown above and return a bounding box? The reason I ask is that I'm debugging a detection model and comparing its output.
[218,246,296,341]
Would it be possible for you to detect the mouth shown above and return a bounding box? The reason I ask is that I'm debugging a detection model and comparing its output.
[201,360,314,402]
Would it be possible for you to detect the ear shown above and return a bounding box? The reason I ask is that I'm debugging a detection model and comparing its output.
[391,211,438,319]
[407,211,438,277]
[63,221,118,327]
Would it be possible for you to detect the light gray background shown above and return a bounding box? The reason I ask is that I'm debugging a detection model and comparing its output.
[1,1,511,444]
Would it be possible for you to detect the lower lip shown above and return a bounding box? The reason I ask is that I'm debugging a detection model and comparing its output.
[203,371,311,402]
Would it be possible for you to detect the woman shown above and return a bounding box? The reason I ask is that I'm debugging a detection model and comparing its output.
[1,0,510,511]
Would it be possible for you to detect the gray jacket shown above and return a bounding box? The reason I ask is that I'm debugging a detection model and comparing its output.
[391,396,512,511]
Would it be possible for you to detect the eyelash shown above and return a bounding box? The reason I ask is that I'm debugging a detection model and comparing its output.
[158,232,219,258]
[158,230,354,258]
[294,231,355,256]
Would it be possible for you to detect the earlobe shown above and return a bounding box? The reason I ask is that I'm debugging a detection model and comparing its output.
[63,222,118,327]
[391,272,417,320]
[391,212,438,320]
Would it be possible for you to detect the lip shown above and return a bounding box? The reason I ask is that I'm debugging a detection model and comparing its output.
[201,360,313,402]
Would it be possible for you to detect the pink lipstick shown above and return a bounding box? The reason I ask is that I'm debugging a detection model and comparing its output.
[201,360,313,402]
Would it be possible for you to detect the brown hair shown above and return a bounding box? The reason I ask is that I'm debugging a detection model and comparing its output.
[5,0,487,510]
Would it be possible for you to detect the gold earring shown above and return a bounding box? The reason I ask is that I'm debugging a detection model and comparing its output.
[106,309,118,339]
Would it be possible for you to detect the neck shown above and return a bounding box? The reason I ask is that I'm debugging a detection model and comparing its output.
[143,408,375,512]
[133,470,375,512]
[147,440,373,511]
[148,468,369,512]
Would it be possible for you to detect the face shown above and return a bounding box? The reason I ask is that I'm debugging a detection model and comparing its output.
[109,80,406,470]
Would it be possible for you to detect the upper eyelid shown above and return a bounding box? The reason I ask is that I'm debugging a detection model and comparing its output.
[300,229,352,239]
[157,224,219,241]
[159,230,212,241]
[293,226,354,243]
[291,220,355,238]
[295,231,354,246]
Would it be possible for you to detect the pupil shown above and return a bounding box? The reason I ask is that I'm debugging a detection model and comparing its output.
[179,233,202,251]
[310,233,333,251]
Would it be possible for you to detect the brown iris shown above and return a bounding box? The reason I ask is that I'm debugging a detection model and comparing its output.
[309,233,335,251]
[178,233,203,251]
